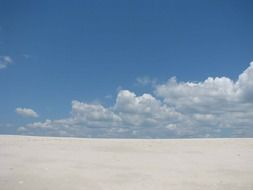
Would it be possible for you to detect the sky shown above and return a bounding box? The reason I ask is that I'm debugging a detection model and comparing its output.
[0,0,253,138]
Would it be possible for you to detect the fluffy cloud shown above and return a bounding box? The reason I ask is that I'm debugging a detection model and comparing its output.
[16,108,39,118]
[114,90,180,127]
[236,62,253,101]
[155,62,253,110]
[0,56,12,69]
[18,62,253,138]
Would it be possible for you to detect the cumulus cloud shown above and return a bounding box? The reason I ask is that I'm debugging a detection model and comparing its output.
[0,56,12,69]
[18,62,253,138]
[236,62,253,101]
[71,100,122,127]
[16,108,39,118]
[154,65,253,110]
[114,90,180,127]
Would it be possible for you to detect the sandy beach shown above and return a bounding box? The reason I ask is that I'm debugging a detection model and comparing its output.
[0,135,252,190]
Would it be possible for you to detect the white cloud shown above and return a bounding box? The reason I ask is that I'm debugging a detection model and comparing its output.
[155,76,237,110]
[71,100,122,127]
[0,56,12,69]
[155,63,253,113]
[16,107,39,118]
[236,62,253,101]
[114,90,180,126]
[18,62,253,138]
[136,76,157,86]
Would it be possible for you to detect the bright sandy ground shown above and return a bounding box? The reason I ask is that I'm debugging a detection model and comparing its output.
[0,135,253,190]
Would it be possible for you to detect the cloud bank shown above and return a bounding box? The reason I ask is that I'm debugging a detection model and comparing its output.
[18,63,253,138]
[16,108,39,118]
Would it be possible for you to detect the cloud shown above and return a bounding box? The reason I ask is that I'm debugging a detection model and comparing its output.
[18,62,253,138]
[71,100,122,127]
[154,63,253,114]
[114,90,180,127]
[0,56,12,69]
[136,76,157,86]
[236,62,253,101]
[16,108,39,118]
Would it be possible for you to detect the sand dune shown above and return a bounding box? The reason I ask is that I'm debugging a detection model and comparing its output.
[0,135,253,190]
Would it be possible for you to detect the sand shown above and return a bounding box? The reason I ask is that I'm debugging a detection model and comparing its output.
[0,135,253,190]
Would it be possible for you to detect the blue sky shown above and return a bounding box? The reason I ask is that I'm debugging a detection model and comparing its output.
[0,0,253,138]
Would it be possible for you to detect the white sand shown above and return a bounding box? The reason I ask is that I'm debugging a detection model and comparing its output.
[0,135,253,190]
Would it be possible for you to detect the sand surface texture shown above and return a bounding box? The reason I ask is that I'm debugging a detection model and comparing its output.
[0,135,253,190]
